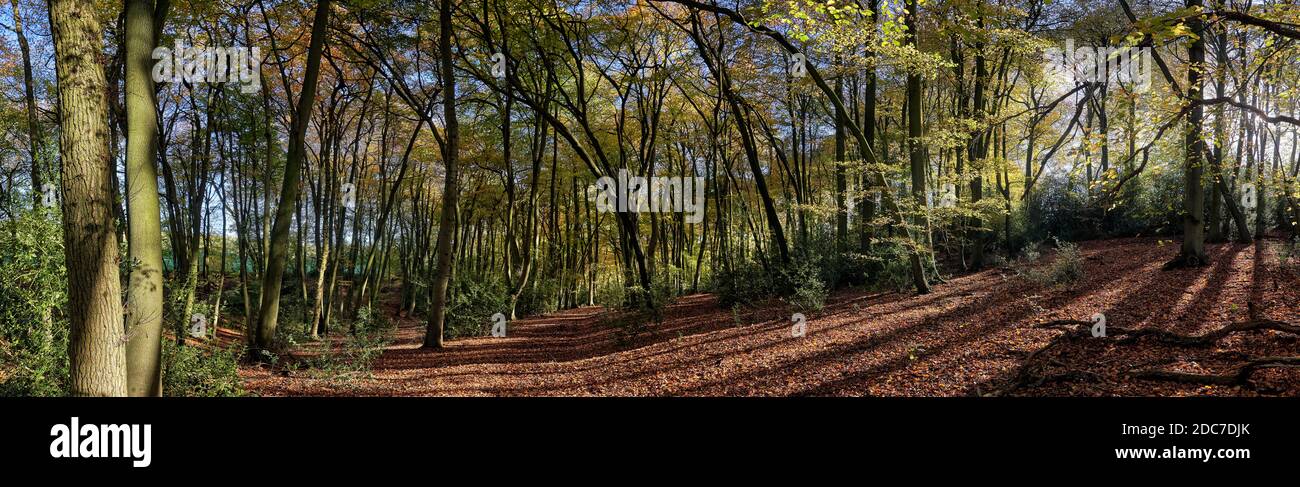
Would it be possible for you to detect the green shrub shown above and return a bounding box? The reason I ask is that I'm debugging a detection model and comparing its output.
[1021,241,1042,262]
[863,242,916,293]
[271,314,312,356]
[0,210,69,397]
[444,275,509,338]
[354,309,395,371]
[713,257,827,312]
[161,341,245,397]
[1018,238,1085,287]
[343,331,390,372]
[516,277,560,317]
[354,305,392,335]
[1024,175,1101,242]
[593,277,628,308]
[1051,239,1086,283]
[776,258,827,312]
[299,313,393,382]
[713,261,774,308]
[986,253,1009,268]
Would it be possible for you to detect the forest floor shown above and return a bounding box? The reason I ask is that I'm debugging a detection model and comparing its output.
[240,236,1300,396]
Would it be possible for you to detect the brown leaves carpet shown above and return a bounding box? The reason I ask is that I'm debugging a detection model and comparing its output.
[242,237,1300,396]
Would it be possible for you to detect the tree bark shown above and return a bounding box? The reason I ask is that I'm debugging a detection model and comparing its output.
[50,0,128,396]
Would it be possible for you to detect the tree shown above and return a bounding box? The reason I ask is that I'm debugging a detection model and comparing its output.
[10,0,43,207]
[905,0,931,292]
[859,0,880,254]
[254,0,332,354]
[49,0,127,396]
[423,0,458,348]
[122,0,169,397]
[1171,0,1208,267]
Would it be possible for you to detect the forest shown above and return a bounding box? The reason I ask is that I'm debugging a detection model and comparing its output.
[0,0,1297,397]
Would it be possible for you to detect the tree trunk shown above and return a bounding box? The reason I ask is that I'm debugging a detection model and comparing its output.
[423,0,459,348]
[1174,0,1208,266]
[834,69,848,254]
[123,0,168,396]
[906,0,932,292]
[11,0,43,206]
[50,0,128,396]
[254,0,332,354]
[859,0,879,254]
[968,11,987,269]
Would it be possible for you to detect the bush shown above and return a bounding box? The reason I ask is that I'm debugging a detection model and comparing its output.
[161,341,245,397]
[591,275,668,312]
[282,309,395,385]
[826,251,874,287]
[1024,176,1099,243]
[593,277,627,309]
[443,275,509,338]
[776,258,827,312]
[300,322,393,380]
[1017,238,1085,287]
[270,314,312,357]
[516,277,560,317]
[354,305,392,335]
[653,264,688,300]
[864,242,916,293]
[0,210,69,396]
[713,261,775,308]
[712,257,827,312]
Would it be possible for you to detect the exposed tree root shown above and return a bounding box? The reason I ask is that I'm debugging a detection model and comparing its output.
[987,331,1088,396]
[1036,318,1300,346]
[1163,253,1211,270]
[1035,319,1094,330]
[1130,357,1300,387]
[991,315,1300,395]
[1140,320,1300,345]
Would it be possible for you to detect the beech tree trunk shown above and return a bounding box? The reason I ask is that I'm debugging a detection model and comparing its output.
[423,0,459,348]
[123,0,168,396]
[1174,0,1208,266]
[254,0,332,354]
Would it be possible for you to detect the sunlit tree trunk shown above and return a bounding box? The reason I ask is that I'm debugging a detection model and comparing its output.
[50,0,127,396]
[11,0,43,206]
[123,0,168,396]
[859,0,879,254]
[834,68,848,254]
